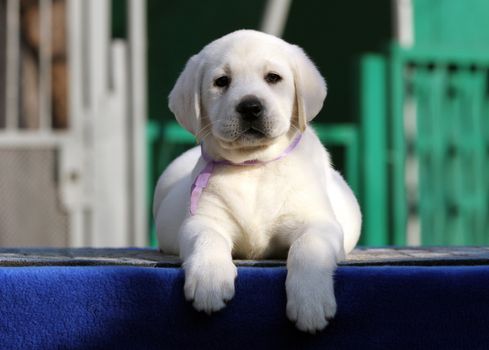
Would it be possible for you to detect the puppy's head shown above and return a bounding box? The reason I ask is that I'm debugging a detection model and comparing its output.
[169,30,326,161]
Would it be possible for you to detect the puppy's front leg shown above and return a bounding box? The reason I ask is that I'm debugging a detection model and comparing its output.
[286,221,345,333]
[179,216,237,314]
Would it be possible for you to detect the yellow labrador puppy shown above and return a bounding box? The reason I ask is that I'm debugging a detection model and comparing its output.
[153,30,361,333]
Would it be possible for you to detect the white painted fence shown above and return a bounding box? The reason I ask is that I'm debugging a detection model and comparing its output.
[0,0,147,247]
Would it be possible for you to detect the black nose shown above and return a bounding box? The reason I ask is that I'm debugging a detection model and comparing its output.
[236,97,263,121]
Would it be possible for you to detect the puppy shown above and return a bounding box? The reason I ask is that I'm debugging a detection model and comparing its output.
[153,30,361,333]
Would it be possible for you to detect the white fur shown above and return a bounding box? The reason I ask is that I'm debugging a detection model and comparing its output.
[154,30,361,333]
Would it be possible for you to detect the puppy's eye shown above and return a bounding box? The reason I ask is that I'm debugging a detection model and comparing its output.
[214,76,230,88]
[265,73,282,84]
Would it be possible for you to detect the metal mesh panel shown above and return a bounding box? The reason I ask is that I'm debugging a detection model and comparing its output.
[0,148,69,246]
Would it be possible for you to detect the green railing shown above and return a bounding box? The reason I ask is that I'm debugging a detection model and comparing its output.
[358,45,489,246]
[391,46,489,245]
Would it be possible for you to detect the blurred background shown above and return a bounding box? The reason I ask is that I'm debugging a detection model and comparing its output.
[0,0,488,248]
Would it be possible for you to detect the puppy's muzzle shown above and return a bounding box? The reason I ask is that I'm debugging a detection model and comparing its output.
[236,96,264,122]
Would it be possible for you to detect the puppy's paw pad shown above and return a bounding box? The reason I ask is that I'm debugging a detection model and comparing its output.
[286,296,334,333]
[184,259,237,314]
[286,273,336,333]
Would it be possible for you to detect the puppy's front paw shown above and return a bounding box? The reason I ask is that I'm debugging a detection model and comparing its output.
[286,270,337,333]
[183,257,237,314]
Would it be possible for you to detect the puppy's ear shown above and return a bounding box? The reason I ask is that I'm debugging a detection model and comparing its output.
[169,54,204,135]
[290,45,327,131]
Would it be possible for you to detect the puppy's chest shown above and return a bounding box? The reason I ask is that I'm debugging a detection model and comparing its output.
[210,163,293,210]
[204,162,323,258]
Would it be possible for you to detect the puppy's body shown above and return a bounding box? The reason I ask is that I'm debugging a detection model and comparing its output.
[154,127,360,258]
[154,30,361,333]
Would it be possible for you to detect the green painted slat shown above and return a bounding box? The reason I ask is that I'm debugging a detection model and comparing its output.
[413,68,428,243]
[485,69,489,241]
[391,47,407,245]
[443,68,455,244]
[464,69,487,244]
[358,55,388,246]
[424,66,446,244]
[414,67,428,243]
[462,70,476,243]
[452,69,466,244]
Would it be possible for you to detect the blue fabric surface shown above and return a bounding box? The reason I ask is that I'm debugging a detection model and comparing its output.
[0,265,489,349]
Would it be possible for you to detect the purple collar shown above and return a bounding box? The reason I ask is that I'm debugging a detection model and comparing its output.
[190,133,302,215]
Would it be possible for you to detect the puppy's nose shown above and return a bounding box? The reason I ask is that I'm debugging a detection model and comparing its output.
[236,97,263,121]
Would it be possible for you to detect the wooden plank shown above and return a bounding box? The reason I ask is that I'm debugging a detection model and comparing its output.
[0,247,488,267]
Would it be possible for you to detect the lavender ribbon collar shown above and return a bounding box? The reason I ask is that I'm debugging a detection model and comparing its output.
[190,134,302,215]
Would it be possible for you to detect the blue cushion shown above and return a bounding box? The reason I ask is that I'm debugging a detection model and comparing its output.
[1,265,489,349]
